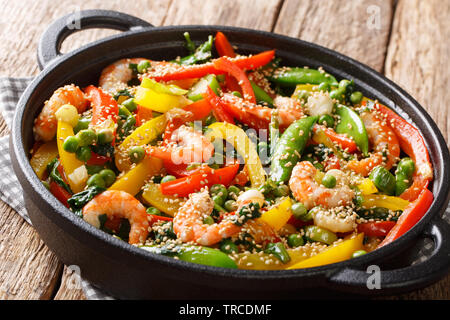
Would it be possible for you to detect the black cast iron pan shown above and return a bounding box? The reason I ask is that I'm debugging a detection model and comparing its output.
[9,10,450,299]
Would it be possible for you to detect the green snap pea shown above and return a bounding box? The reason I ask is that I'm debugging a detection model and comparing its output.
[76,129,97,147]
[177,35,214,66]
[318,82,331,92]
[329,88,346,103]
[122,98,138,112]
[128,146,145,164]
[270,116,318,183]
[63,136,79,153]
[369,166,396,196]
[99,169,116,187]
[352,250,367,258]
[178,246,237,268]
[161,175,176,183]
[264,242,291,264]
[75,146,92,162]
[250,81,274,105]
[322,173,337,188]
[335,105,369,156]
[87,173,106,189]
[119,105,132,117]
[318,114,335,128]
[304,225,337,245]
[269,67,337,87]
[287,234,304,248]
[395,157,415,196]
[187,74,220,101]
[219,239,239,254]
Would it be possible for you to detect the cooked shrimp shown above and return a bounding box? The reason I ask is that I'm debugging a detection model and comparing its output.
[221,93,305,130]
[33,84,88,141]
[173,190,241,246]
[289,161,355,210]
[312,207,357,233]
[347,110,400,176]
[148,125,214,165]
[99,58,147,93]
[82,190,149,245]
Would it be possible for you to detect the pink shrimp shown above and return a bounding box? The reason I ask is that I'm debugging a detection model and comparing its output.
[98,58,148,93]
[147,125,214,165]
[347,110,400,176]
[221,93,305,130]
[173,190,241,246]
[82,190,149,244]
[33,84,88,141]
[289,161,355,210]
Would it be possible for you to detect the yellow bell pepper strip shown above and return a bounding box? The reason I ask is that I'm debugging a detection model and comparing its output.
[361,194,410,211]
[141,182,183,217]
[236,244,327,270]
[30,141,58,179]
[311,126,346,160]
[134,78,190,113]
[287,233,364,269]
[357,178,378,195]
[56,121,87,193]
[115,115,166,171]
[205,122,266,187]
[259,197,292,231]
[108,156,162,196]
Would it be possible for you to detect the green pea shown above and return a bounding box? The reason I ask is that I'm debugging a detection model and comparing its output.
[86,165,104,175]
[76,129,97,147]
[97,129,114,145]
[63,136,79,153]
[87,173,106,188]
[75,146,92,162]
[210,184,228,199]
[224,200,238,212]
[350,91,363,104]
[274,184,290,197]
[73,117,91,134]
[287,233,304,248]
[318,82,330,92]
[231,91,242,98]
[322,173,337,188]
[227,185,241,199]
[119,105,132,117]
[128,146,145,164]
[137,60,151,73]
[203,216,215,225]
[352,250,367,258]
[264,242,291,264]
[338,79,352,92]
[161,175,176,183]
[329,88,345,102]
[121,98,138,112]
[99,169,116,187]
[219,239,238,254]
[146,207,161,216]
[318,114,335,128]
[304,225,337,245]
[212,195,225,207]
[369,166,396,195]
[291,202,307,220]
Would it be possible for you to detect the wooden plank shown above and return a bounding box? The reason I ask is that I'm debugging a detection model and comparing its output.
[274,0,394,72]
[53,266,86,300]
[382,0,450,300]
[384,0,450,144]
[163,0,282,30]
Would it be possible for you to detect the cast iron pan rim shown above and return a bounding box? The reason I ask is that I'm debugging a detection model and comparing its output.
[11,24,450,279]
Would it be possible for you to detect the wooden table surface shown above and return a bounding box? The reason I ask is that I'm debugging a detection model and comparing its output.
[0,0,448,300]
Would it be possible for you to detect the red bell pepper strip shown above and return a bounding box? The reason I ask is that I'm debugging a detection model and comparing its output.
[313,125,358,153]
[231,166,249,186]
[357,221,396,237]
[373,102,432,201]
[147,50,275,82]
[49,181,71,208]
[160,164,240,197]
[84,85,119,129]
[215,32,236,58]
[204,87,235,124]
[378,189,434,247]
[213,57,256,103]
[148,214,173,224]
[86,152,110,166]
[163,160,212,178]
[135,105,153,127]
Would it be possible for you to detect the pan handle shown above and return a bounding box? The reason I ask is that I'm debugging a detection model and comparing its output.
[328,216,450,294]
[37,9,153,69]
